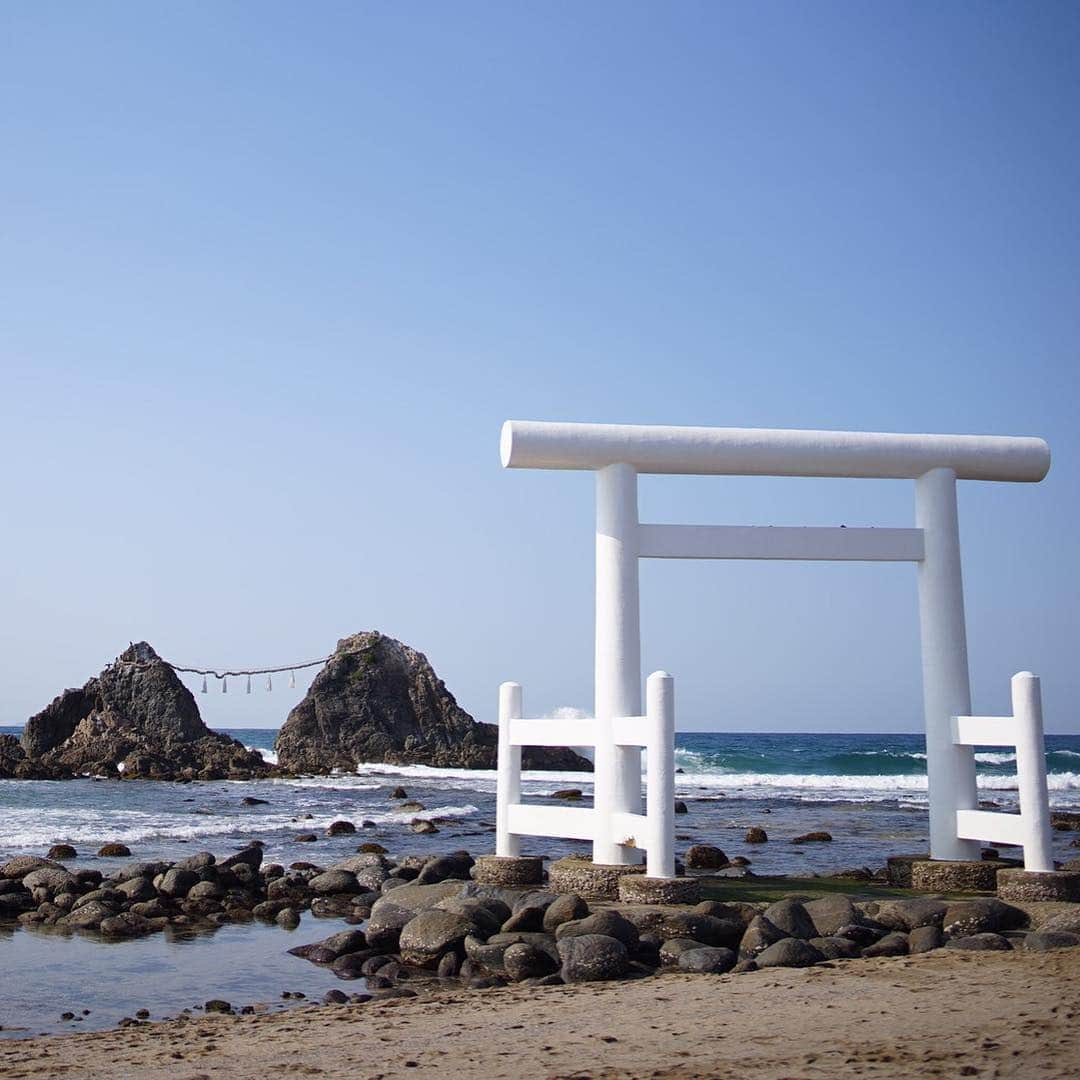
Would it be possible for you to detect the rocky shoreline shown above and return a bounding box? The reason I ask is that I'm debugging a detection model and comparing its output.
[3,831,1079,1028]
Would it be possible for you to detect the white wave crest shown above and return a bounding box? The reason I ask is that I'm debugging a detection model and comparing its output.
[546,706,589,721]
[974,752,1017,765]
[0,796,483,852]
[675,770,1080,795]
[850,750,928,760]
[246,745,279,765]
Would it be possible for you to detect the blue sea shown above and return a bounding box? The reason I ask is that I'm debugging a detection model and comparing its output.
[1,727,1078,1036]
[1,727,1077,875]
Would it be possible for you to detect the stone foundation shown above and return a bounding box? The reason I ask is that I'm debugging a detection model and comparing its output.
[548,857,646,900]
[472,855,544,887]
[997,868,1080,903]
[617,875,700,905]
[910,859,1010,893]
[886,853,929,888]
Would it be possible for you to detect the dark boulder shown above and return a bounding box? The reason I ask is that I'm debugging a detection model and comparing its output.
[739,915,787,961]
[558,934,629,982]
[399,909,476,968]
[157,868,199,898]
[309,870,361,895]
[1040,909,1080,935]
[804,895,859,938]
[543,894,589,933]
[331,952,376,979]
[1023,931,1080,951]
[504,942,559,981]
[685,845,728,869]
[97,843,132,857]
[221,846,264,871]
[946,933,1013,952]
[555,910,639,951]
[361,905,420,955]
[942,899,1026,937]
[23,867,76,892]
[810,936,862,960]
[416,853,474,885]
[1,855,59,879]
[755,938,825,968]
[909,925,945,953]
[273,632,591,772]
[875,898,947,933]
[436,899,504,939]
[677,947,736,974]
[762,899,816,940]
[863,932,909,957]
[659,938,708,965]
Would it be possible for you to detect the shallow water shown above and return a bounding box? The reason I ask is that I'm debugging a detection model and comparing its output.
[0,911,358,1037]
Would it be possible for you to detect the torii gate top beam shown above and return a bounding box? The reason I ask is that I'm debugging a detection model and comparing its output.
[500,420,1050,483]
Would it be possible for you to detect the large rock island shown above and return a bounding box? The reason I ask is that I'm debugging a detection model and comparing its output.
[274,631,590,773]
[10,642,269,780]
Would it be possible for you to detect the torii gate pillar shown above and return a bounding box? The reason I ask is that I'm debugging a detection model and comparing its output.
[595,463,643,864]
[916,467,981,860]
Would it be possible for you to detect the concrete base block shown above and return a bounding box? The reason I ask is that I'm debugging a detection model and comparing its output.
[548,857,647,900]
[617,875,700,905]
[997,868,1080,903]
[911,859,1010,893]
[886,853,930,888]
[473,855,544,887]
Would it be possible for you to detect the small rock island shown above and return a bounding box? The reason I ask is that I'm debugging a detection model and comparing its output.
[5,642,268,780]
[274,632,590,773]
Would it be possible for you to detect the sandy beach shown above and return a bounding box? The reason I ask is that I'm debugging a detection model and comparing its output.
[1,946,1076,1080]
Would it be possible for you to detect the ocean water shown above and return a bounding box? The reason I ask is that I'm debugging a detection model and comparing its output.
[1,727,1077,874]
[1,727,1077,1035]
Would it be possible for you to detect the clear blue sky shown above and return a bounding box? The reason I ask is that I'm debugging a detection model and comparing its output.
[1,2,1077,733]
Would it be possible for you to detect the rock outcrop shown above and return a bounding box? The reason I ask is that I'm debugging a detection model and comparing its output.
[9,642,269,780]
[274,632,590,773]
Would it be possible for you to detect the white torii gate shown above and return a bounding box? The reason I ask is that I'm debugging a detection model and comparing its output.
[498,420,1054,872]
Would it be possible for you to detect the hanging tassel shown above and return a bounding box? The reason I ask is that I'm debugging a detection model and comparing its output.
[222,675,228,694]
[246,674,252,694]
[266,674,273,692]
[201,675,208,694]
[289,670,296,689]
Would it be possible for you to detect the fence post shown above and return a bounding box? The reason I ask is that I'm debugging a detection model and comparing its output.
[1011,672,1054,872]
[497,682,523,857]
[645,671,675,879]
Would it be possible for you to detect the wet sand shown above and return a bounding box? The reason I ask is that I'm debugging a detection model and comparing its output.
[1,947,1076,1079]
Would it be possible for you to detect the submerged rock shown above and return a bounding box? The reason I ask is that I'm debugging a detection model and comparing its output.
[14,643,268,781]
[273,632,591,773]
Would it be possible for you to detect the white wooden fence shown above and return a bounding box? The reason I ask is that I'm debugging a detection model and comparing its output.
[496,670,676,878]
[951,672,1054,871]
